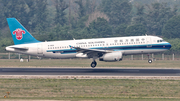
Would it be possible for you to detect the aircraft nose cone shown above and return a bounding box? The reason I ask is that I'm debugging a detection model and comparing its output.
[168,43,172,49]
[5,47,7,51]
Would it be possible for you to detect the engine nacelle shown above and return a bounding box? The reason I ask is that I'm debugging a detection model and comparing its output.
[99,52,123,62]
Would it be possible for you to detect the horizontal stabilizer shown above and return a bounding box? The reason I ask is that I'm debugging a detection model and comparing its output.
[11,46,29,50]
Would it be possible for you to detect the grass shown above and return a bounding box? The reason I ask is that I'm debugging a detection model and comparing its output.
[0,79,180,100]
[0,59,180,68]
[0,59,180,100]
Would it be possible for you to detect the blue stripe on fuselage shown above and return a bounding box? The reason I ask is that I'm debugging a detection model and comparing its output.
[47,43,171,54]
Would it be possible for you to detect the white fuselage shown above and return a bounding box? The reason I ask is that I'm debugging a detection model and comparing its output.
[6,36,171,59]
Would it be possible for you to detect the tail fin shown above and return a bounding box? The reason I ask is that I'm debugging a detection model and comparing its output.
[7,18,40,45]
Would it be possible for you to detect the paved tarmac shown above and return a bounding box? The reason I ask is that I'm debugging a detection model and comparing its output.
[0,68,180,76]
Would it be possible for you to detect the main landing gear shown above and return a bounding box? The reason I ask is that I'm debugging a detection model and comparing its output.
[91,61,97,68]
[147,54,153,63]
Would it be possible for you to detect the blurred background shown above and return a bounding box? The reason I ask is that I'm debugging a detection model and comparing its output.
[0,0,180,55]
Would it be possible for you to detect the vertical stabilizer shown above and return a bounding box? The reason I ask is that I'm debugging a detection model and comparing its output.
[7,18,40,45]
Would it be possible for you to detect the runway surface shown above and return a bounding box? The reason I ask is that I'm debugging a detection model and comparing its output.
[0,68,180,76]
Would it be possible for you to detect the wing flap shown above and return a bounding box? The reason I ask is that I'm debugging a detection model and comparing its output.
[70,45,109,58]
[76,47,107,54]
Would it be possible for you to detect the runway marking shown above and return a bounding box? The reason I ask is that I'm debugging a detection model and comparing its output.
[1,75,180,80]
[1,68,180,76]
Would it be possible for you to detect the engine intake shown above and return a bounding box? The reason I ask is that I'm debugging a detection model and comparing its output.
[99,52,123,62]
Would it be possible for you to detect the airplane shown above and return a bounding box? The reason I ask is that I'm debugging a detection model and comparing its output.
[5,18,171,68]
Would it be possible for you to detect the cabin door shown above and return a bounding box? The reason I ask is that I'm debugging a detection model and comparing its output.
[146,37,152,47]
[37,44,43,54]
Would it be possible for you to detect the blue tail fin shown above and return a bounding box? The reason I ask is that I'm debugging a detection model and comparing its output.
[7,18,40,45]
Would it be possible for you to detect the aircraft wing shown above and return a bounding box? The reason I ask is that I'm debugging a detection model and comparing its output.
[70,45,109,58]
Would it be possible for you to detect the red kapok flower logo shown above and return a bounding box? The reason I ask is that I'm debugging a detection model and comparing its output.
[13,28,25,40]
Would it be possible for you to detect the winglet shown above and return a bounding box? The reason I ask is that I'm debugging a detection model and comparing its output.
[69,45,74,49]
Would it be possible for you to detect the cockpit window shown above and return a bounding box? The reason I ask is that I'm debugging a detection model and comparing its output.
[157,40,165,43]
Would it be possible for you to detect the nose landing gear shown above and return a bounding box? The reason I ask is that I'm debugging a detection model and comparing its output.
[147,54,153,63]
[148,59,152,63]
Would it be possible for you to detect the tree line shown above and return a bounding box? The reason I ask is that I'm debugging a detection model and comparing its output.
[0,0,180,53]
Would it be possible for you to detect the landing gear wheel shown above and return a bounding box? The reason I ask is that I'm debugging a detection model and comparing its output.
[91,61,97,68]
[148,59,152,63]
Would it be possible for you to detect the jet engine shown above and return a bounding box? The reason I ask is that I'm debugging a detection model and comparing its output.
[99,52,123,62]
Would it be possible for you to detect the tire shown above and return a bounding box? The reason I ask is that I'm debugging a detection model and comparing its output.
[148,59,152,63]
[91,61,97,68]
